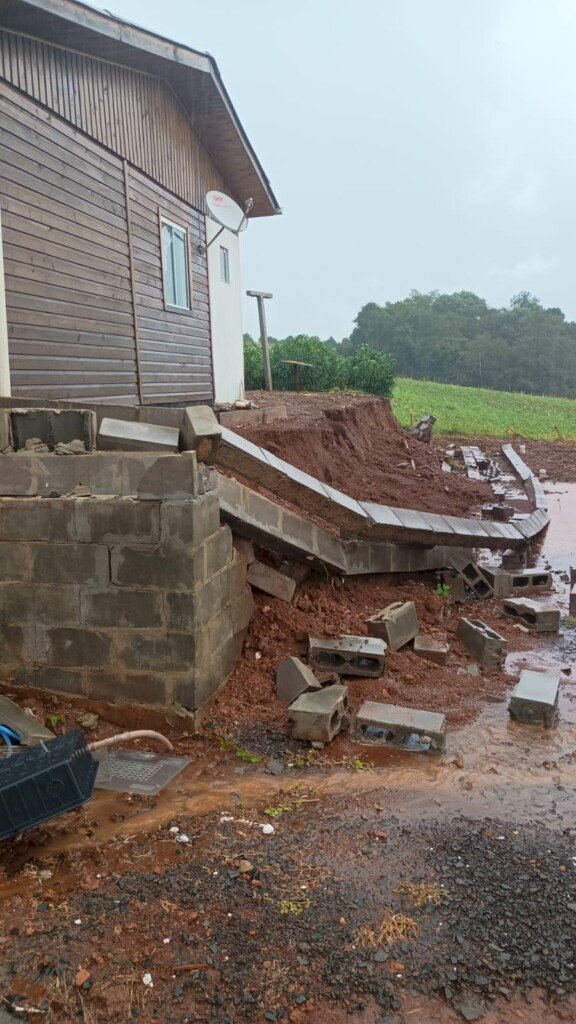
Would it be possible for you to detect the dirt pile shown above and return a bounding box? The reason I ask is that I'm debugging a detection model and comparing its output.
[210,572,530,741]
[240,391,490,515]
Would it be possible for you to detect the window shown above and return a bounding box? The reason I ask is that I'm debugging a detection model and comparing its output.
[220,245,230,284]
[161,218,190,309]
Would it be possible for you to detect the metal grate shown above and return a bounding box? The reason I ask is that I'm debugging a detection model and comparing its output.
[94,749,190,795]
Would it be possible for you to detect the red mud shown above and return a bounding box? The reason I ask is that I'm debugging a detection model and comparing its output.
[241,391,490,516]
[212,573,534,732]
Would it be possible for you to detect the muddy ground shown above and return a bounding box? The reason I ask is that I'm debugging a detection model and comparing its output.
[0,408,575,1022]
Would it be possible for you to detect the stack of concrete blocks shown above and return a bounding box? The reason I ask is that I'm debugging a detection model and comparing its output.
[0,445,252,721]
[502,598,560,634]
[456,617,507,669]
[508,670,560,727]
[366,601,419,650]
[309,635,386,678]
[352,701,446,753]
[288,684,348,743]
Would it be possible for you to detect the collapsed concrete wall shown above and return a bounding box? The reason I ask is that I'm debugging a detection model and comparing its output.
[0,449,252,717]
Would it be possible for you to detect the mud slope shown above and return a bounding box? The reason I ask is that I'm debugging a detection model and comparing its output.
[242,392,490,515]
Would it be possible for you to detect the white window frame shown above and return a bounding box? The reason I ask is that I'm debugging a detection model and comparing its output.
[219,244,230,284]
[159,214,192,312]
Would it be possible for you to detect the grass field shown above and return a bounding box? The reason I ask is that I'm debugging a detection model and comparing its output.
[391,378,576,440]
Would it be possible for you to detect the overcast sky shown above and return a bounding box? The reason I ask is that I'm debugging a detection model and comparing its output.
[108,0,576,339]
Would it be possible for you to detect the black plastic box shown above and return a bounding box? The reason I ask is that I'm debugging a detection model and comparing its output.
[0,730,97,841]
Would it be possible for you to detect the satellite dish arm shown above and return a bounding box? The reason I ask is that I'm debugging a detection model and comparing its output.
[198,198,253,255]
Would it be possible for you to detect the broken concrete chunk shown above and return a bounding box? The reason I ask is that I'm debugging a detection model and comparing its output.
[181,406,222,465]
[503,598,560,634]
[365,600,419,650]
[412,635,449,665]
[410,414,435,442]
[570,584,576,616]
[288,684,348,743]
[309,635,386,678]
[98,418,180,453]
[0,696,55,746]
[442,571,467,603]
[247,560,296,602]
[508,669,560,727]
[456,617,507,669]
[351,701,446,753]
[276,657,321,704]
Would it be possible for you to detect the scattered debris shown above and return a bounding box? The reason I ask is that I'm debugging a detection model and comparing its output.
[410,414,436,443]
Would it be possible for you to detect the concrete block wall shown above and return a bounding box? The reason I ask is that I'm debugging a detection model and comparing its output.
[0,451,252,713]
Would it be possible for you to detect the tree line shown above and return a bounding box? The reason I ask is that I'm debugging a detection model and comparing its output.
[345,290,576,398]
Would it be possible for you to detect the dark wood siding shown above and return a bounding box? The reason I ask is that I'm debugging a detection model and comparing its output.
[0,27,227,213]
[127,167,213,404]
[0,82,141,402]
[0,81,215,404]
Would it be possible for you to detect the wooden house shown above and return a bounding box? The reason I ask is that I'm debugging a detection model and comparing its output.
[0,0,280,404]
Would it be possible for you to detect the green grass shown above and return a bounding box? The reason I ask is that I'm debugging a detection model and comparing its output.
[391,378,576,440]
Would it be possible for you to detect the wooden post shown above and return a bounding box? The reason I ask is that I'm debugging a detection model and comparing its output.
[246,290,273,391]
[0,208,11,397]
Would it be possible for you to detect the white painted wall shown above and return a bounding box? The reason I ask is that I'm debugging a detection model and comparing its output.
[206,217,243,404]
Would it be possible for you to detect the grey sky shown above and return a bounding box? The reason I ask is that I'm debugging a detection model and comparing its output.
[108,0,576,339]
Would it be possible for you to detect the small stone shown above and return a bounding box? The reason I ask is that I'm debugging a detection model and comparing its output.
[75,969,90,987]
[266,760,284,775]
[238,859,253,873]
[77,712,99,730]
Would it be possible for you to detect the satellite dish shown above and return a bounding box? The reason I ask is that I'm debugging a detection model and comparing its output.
[206,191,251,234]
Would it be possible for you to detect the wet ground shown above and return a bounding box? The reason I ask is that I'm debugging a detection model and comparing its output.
[0,469,575,1022]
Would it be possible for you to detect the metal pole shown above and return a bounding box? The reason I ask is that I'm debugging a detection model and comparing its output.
[246,290,273,391]
[0,209,11,397]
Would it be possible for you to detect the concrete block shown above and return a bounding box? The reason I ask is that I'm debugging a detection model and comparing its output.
[0,498,76,542]
[81,588,163,629]
[501,548,525,570]
[448,553,493,599]
[288,684,348,743]
[456,617,507,668]
[44,627,111,667]
[181,406,222,464]
[247,560,296,602]
[85,670,169,706]
[412,635,449,665]
[75,498,160,545]
[480,567,553,598]
[32,543,110,587]
[508,669,560,727]
[0,410,10,450]
[365,601,419,650]
[117,631,196,672]
[0,456,35,497]
[10,408,96,451]
[503,597,560,633]
[232,535,255,564]
[111,545,199,591]
[570,584,576,616]
[442,571,467,603]
[126,452,197,500]
[0,542,31,581]
[218,408,264,428]
[0,695,54,745]
[205,527,233,578]
[32,666,85,696]
[351,700,446,752]
[570,567,576,586]
[482,504,515,522]
[0,583,80,626]
[309,635,386,678]
[160,494,220,548]
[276,657,321,704]
[99,417,179,454]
